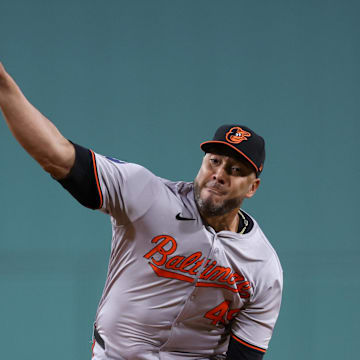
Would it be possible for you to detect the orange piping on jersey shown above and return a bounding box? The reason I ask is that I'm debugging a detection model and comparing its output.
[91,338,96,357]
[149,263,195,283]
[200,140,259,173]
[90,150,103,209]
[231,334,266,353]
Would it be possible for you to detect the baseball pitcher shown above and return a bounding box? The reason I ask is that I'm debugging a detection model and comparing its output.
[0,62,282,360]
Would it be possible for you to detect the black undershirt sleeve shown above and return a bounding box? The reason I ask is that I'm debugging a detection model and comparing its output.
[226,336,265,360]
[56,142,102,210]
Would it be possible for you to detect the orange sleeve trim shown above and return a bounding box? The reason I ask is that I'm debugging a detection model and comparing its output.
[231,334,266,353]
[90,150,103,209]
[91,338,96,357]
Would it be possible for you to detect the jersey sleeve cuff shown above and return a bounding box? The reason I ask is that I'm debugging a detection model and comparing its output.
[231,334,267,354]
[56,141,103,210]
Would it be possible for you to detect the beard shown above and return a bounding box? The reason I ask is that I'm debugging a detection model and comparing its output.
[194,180,242,218]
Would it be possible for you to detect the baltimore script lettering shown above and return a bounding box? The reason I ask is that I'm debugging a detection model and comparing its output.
[143,235,251,298]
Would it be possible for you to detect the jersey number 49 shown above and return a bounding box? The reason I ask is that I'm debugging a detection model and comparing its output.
[204,300,240,325]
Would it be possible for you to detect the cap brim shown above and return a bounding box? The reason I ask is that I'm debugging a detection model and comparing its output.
[200,140,259,173]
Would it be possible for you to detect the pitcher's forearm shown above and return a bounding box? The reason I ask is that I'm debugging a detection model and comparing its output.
[0,63,75,178]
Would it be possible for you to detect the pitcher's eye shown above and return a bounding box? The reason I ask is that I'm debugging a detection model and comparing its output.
[231,166,241,174]
[209,158,220,165]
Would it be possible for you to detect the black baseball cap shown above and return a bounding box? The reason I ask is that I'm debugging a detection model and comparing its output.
[200,125,265,176]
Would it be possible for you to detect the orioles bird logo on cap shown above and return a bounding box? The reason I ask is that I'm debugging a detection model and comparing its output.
[225,127,251,144]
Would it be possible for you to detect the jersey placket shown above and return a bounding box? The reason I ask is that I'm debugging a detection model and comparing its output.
[159,226,221,354]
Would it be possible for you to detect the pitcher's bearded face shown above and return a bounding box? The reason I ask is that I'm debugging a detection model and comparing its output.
[194,151,259,218]
[194,180,242,217]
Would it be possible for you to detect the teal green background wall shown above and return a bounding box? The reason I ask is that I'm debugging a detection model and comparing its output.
[1,0,359,359]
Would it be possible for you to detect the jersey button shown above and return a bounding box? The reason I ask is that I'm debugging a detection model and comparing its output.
[190,295,195,300]
[214,248,219,254]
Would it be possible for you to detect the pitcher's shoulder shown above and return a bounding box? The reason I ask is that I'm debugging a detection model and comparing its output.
[244,212,283,274]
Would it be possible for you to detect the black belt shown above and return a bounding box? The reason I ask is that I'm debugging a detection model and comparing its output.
[94,327,105,350]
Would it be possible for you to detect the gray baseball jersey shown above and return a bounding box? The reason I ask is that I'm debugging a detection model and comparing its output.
[87,152,283,360]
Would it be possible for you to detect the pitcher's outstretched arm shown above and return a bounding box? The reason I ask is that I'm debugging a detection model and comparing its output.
[0,62,75,179]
